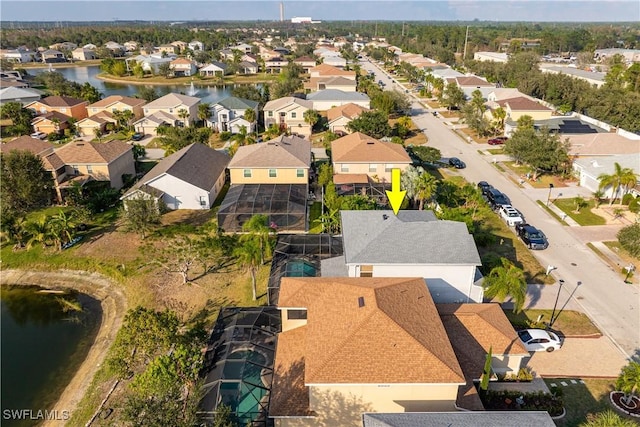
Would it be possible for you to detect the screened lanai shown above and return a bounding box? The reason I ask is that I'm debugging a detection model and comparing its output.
[267,234,344,305]
[198,307,280,426]
[217,184,309,232]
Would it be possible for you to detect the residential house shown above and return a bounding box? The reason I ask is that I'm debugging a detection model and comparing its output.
[71,48,96,61]
[199,62,228,77]
[49,42,77,51]
[331,132,411,184]
[218,135,311,232]
[207,96,259,134]
[322,56,347,68]
[332,210,484,303]
[232,43,253,54]
[41,49,66,63]
[170,58,198,77]
[132,111,177,136]
[594,48,640,64]
[473,51,509,63]
[573,154,640,199]
[141,93,200,127]
[293,56,317,72]
[126,54,176,74]
[25,96,88,120]
[104,41,125,55]
[566,133,640,157]
[0,86,42,106]
[123,41,139,52]
[487,96,554,122]
[362,412,555,426]
[76,111,117,137]
[188,40,204,52]
[0,78,30,89]
[540,65,606,88]
[83,43,97,50]
[122,143,229,210]
[263,97,313,137]
[87,95,146,120]
[305,63,357,92]
[170,41,188,52]
[326,103,368,135]
[219,49,236,61]
[270,277,466,426]
[31,111,71,135]
[0,48,36,63]
[54,140,136,189]
[306,89,370,111]
[157,45,177,55]
[238,60,259,74]
[264,56,289,73]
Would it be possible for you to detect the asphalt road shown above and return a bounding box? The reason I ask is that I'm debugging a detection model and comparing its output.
[362,57,640,358]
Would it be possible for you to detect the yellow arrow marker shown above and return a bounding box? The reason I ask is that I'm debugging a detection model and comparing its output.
[385,168,406,215]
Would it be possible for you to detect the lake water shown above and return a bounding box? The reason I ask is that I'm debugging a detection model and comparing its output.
[0,286,101,427]
[30,66,244,104]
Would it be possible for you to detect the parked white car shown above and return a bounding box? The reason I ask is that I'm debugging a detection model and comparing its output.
[518,329,562,352]
[30,131,47,140]
[499,205,524,226]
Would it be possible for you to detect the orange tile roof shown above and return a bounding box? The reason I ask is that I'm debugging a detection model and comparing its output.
[326,103,368,122]
[438,303,529,381]
[277,277,465,385]
[310,63,356,77]
[228,135,311,168]
[55,140,132,164]
[497,96,552,111]
[333,173,370,184]
[88,95,146,108]
[331,132,411,163]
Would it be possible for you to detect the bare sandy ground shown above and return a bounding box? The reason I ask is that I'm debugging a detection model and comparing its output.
[1,270,127,427]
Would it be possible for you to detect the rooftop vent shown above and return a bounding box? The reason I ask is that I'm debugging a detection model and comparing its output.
[358,296,365,308]
[366,141,375,145]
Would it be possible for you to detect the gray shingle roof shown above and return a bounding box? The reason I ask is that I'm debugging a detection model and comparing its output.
[216,96,259,111]
[340,210,481,265]
[130,143,229,193]
[362,412,556,427]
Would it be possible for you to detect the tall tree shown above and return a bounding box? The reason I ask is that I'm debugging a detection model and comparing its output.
[346,110,391,139]
[598,162,638,205]
[234,238,262,301]
[121,195,161,239]
[1,151,53,215]
[483,258,527,313]
[440,82,465,111]
[303,109,320,132]
[240,214,275,265]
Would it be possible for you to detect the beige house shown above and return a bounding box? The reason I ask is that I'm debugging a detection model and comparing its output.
[487,96,554,122]
[170,58,198,77]
[132,111,178,136]
[331,132,412,184]
[25,95,88,120]
[263,97,314,138]
[71,48,96,61]
[31,111,71,135]
[305,63,357,92]
[141,93,200,127]
[227,135,311,185]
[326,103,369,135]
[75,111,117,137]
[87,95,146,120]
[270,277,466,426]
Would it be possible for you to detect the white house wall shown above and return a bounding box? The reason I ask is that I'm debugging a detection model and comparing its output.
[347,263,483,303]
[147,174,214,210]
[311,99,370,111]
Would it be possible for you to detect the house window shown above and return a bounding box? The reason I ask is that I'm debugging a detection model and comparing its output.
[296,169,304,178]
[243,169,252,178]
[287,309,307,320]
[291,112,297,119]
[268,111,273,117]
[359,265,373,277]
[87,165,93,173]
[385,164,394,172]
[169,108,174,113]
[199,196,207,207]
[59,108,67,113]
[340,164,349,173]
[71,165,79,175]
[269,169,277,178]
[369,164,377,173]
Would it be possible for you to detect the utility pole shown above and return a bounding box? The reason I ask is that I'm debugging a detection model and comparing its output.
[463,25,469,60]
[402,22,405,37]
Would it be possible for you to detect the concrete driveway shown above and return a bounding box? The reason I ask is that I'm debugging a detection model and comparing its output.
[526,337,628,378]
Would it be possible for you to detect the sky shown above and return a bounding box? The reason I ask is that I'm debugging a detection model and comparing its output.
[1,0,639,22]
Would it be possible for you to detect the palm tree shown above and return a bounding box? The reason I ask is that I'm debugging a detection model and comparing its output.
[573,195,587,213]
[197,103,211,127]
[491,107,507,135]
[234,239,262,301]
[93,127,102,142]
[411,172,438,210]
[243,108,257,135]
[177,108,190,127]
[483,258,527,313]
[240,214,275,265]
[50,210,76,251]
[0,216,29,249]
[592,190,605,208]
[26,216,52,249]
[615,361,640,406]
[598,162,638,205]
[303,109,320,134]
[231,125,255,146]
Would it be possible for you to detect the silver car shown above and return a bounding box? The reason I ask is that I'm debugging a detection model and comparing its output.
[518,329,562,352]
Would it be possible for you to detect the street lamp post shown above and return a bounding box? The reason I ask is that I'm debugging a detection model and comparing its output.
[549,279,564,328]
[624,265,635,283]
[546,183,554,206]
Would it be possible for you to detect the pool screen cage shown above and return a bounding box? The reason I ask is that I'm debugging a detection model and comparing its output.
[198,307,281,426]
[335,182,391,206]
[217,184,309,232]
[267,234,344,305]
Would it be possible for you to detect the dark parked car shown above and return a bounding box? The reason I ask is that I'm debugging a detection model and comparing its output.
[131,132,145,141]
[448,157,466,169]
[477,181,493,196]
[516,223,549,250]
[488,136,508,145]
[486,188,510,209]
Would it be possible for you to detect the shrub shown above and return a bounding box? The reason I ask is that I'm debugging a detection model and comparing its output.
[219,131,232,141]
[482,390,563,416]
[629,198,640,214]
[617,223,640,258]
[622,194,634,206]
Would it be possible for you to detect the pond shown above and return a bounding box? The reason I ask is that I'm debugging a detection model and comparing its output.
[29,66,253,104]
[0,286,101,427]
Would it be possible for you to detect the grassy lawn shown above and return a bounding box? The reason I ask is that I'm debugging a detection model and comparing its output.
[144,137,164,149]
[136,160,158,174]
[308,202,323,233]
[553,199,606,226]
[543,378,624,427]
[537,200,570,225]
[487,148,504,155]
[502,162,572,189]
[503,309,601,336]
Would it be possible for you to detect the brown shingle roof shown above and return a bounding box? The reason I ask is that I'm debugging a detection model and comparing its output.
[277,277,465,385]
[333,173,370,184]
[438,303,529,382]
[36,95,87,107]
[456,76,493,87]
[228,135,311,168]
[331,132,411,163]
[497,96,552,111]
[56,140,132,164]
[42,152,64,170]
[310,63,356,77]
[326,103,368,122]
[88,95,146,108]
[31,111,71,124]
[1,136,54,156]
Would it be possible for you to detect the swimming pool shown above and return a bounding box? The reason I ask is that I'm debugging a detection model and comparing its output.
[285,259,317,277]
[222,350,269,423]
